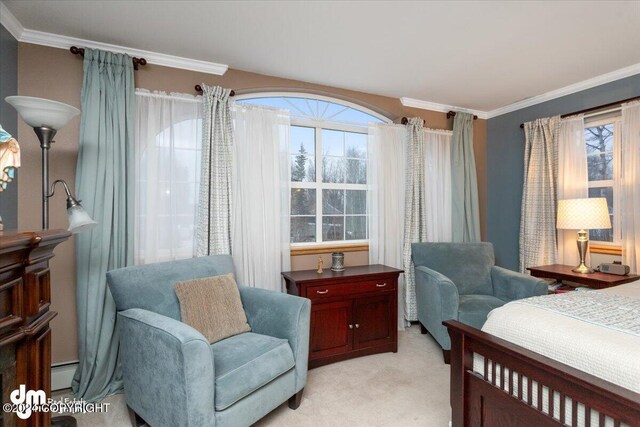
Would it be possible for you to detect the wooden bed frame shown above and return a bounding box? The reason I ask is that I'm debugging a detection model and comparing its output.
[444,320,640,427]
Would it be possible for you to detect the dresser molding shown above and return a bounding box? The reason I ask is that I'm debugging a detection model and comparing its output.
[0,229,71,427]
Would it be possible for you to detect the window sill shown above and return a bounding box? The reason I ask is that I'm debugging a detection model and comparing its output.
[589,243,622,256]
[290,243,369,256]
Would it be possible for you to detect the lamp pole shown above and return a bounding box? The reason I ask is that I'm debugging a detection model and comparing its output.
[33,126,56,229]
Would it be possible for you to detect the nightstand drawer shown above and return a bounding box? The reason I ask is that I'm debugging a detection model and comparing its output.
[307,279,395,300]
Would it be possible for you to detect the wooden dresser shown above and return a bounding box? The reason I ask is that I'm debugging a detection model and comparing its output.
[0,230,70,427]
[282,265,403,369]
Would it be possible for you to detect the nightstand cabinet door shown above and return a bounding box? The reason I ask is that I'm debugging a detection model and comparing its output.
[282,265,403,369]
[310,300,353,357]
[353,293,395,350]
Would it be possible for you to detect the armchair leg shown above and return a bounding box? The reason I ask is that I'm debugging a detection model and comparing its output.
[288,388,304,410]
[442,349,451,365]
[128,406,146,426]
[420,323,428,334]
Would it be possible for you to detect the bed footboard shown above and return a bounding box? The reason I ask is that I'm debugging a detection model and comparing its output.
[444,320,640,427]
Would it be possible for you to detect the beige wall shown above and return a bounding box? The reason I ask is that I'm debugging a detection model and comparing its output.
[16,43,487,364]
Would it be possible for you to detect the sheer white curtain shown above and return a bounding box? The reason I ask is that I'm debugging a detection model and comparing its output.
[621,101,640,273]
[424,129,452,242]
[232,103,291,291]
[134,89,202,264]
[368,123,406,328]
[556,115,588,266]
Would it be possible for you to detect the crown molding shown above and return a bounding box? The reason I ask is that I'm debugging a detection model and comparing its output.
[19,29,228,75]
[0,2,24,41]
[400,97,489,119]
[484,62,640,119]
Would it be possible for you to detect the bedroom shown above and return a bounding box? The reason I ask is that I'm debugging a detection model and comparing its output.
[0,1,639,426]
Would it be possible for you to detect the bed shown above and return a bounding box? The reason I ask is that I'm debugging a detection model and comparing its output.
[444,281,640,427]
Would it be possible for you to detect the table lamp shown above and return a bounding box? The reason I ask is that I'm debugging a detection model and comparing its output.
[557,197,611,274]
[5,96,96,233]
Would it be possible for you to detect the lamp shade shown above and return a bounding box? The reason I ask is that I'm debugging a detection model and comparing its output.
[5,96,80,130]
[557,198,611,230]
[67,204,97,234]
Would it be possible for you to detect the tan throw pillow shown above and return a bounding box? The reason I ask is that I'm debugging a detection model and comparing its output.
[174,273,251,344]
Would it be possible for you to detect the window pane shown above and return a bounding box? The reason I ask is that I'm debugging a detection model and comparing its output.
[323,189,344,214]
[346,190,366,214]
[291,189,316,215]
[322,216,344,241]
[346,216,367,240]
[291,217,316,243]
[345,132,367,158]
[322,130,345,156]
[585,124,614,154]
[587,153,613,181]
[346,159,366,184]
[585,124,614,181]
[322,157,345,183]
[588,187,613,242]
[291,126,315,182]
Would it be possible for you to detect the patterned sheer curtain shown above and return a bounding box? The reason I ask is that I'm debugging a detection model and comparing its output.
[621,101,640,273]
[556,115,588,266]
[519,116,561,273]
[134,89,202,264]
[196,84,234,256]
[402,118,427,322]
[368,123,407,328]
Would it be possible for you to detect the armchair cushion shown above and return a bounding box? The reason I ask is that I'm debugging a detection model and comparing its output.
[107,255,235,320]
[175,274,251,344]
[411,242,495,296]
[211,332,295,411]
[458,295,506,329]
[491,266,548,301]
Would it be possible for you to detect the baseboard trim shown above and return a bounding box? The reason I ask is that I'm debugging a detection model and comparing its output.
[51,362,78,391]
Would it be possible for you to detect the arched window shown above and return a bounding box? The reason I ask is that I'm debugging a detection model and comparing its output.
[237,93,390,246]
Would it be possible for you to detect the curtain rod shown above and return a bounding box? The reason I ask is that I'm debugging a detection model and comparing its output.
[400,117,425,125]
[194,85,236,96]
[70,46,147,70]
[446,111,478,120]
[518,95,640,129]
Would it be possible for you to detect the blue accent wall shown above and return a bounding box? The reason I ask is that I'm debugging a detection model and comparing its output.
[0,24,18,230]
[486,74,640,271]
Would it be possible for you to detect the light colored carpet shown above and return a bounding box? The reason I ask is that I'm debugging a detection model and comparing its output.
[53,325,451,426]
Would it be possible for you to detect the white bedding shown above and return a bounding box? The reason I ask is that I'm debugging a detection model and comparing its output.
[480,281,640,393]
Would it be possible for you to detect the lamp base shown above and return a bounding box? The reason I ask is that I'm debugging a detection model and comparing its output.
[572,263,595,274]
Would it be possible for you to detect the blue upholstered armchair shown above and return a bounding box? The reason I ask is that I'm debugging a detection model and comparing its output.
[411,242,546,361]
[106,255,311,427]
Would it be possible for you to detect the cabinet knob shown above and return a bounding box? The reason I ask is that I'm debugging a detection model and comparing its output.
[376,283,387,287]
[349,324,353,329]
[355,323,360,328]
[316,289,329,294]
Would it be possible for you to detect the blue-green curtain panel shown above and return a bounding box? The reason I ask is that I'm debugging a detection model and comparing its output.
[451,112,481,242]
[72,48,135,401]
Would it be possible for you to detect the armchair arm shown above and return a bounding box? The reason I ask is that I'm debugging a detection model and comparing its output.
[239,287,310,392]
[491,266,547,302]
[415,266,459,350]
[118,309,215,427]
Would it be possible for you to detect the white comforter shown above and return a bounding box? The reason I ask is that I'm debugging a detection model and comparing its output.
[481,281,640,392]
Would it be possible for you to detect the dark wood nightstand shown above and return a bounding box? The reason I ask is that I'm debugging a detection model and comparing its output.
[527,264,639,289]
[282,265,402,369]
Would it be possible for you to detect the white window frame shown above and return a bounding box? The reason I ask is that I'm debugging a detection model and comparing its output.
[235,92,391,249]
[584,114,622,246]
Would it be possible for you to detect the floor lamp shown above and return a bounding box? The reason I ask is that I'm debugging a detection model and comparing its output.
[5,96,96,232]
